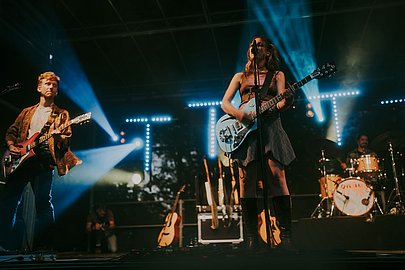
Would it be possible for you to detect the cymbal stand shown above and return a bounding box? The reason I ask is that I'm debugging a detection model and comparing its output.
[311,150,333,218]
[386,142,405,214]
[347,158,356,177]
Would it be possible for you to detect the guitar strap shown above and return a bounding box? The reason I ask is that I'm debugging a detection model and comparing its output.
[39,107,60,135]
[258,70,275,97]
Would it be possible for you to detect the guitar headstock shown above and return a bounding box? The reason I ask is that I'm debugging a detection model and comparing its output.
[71,112,92,125]
[311,62,337,80]
[178,184,186,194]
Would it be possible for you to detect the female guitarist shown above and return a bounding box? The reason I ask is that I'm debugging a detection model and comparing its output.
[220,36,296,248]
[157,185,186,247]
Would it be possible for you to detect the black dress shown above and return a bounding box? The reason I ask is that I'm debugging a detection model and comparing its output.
[231,71,296,168]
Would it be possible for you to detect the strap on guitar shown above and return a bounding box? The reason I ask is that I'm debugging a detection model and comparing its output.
[258,70,275,96]
[39,108,60,135]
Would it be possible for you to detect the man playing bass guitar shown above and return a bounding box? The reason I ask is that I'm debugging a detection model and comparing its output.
[0,71,81,251]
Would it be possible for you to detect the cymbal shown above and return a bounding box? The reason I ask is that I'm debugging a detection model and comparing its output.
[307,138,342,159]
[370,130,405,151]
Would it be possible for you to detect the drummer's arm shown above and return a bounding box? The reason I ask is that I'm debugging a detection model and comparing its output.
[337,157,347,170]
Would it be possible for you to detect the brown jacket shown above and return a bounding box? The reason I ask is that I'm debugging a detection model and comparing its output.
[5,103,81,176]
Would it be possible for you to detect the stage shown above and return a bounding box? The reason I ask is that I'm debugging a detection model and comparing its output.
[1,247,405,270]
[2,214,405,270]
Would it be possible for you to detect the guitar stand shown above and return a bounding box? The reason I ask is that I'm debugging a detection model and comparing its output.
[311,150,335,218]
[385,142,405,214]
[311,196,334,218]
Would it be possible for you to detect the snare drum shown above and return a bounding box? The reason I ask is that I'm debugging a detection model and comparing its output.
[333,177,374,216]
[319,174,341,198]
[356,155,379,178]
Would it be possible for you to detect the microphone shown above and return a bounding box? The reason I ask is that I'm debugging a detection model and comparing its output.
[251,40,258,55]
[1,83,21,95]
[362,190,373,206]
[336,190,349,201]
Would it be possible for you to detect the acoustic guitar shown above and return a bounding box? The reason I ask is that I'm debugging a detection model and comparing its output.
[157,185,186,247]
[258,210,281,247]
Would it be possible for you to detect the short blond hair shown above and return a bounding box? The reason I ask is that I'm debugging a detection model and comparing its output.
[37,71,60,87]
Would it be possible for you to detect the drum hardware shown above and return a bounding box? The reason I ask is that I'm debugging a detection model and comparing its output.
[386,142,405,214]
[311,150,336,218]
[346,158,356,177]
[364,185,384,216]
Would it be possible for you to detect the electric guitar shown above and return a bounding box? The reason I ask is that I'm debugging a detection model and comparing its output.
[157,185,186,247]
[203,158,219,229]
[258,210,281,247]
[2,112,92,178]
[216,63,336,153]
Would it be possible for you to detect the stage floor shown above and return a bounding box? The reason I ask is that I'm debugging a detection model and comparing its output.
[1,247,405,270]
[2,214,405,269]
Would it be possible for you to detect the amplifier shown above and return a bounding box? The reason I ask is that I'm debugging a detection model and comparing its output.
[197,211,243,244]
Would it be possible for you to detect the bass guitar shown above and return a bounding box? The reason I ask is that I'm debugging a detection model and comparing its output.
[157,185,186,247]
[2,112,92,178]
[216,63,336,153]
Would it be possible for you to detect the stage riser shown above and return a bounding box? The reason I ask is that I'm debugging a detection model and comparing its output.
[293,215,405,250]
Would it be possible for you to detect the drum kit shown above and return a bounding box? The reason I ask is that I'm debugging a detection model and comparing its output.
[311,133,405,219]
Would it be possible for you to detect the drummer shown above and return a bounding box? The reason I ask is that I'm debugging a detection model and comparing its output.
[342,133,386,212]
[344,133,377,167]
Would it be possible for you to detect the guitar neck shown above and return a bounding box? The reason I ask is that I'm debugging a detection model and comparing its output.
[32,119,73,148]
[251,74,313,118]
[170,192,181,214]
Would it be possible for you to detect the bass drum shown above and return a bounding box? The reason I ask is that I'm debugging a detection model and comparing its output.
[333,177,374,216]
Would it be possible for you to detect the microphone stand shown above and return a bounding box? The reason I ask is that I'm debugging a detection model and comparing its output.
[251,41,274,247]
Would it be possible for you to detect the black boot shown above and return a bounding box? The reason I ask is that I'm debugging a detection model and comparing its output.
[240,198,259,250]
[272,195,292,249]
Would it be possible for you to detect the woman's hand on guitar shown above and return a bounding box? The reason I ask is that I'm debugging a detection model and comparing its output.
[236,110,253,125]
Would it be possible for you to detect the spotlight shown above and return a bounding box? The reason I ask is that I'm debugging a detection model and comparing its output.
[131,172,143,185]
[111,134,119,142]
[131,138,144,148]
[306,103,314,118]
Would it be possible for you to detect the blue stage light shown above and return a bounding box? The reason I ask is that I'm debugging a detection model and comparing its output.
[252,0,324,121]
[54,142,143,214]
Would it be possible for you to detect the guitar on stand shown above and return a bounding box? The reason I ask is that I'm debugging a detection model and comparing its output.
[203,158,219,230]
[157,185,186,247]
[258,209,281,246]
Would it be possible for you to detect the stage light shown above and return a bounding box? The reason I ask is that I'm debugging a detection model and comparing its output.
[187,101,222,108]
[56,50,117,140]
[132,138,143,148]
[111,134,119,142]
[252,0,324,122]
[145,124,151,172]
[54,142,143,214]
[380,98,405,105]
[125,115,172,171]
[208,107,217,158]
[131,172,143,185]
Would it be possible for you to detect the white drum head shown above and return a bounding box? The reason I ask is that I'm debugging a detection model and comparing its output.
[333,178,374,216]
